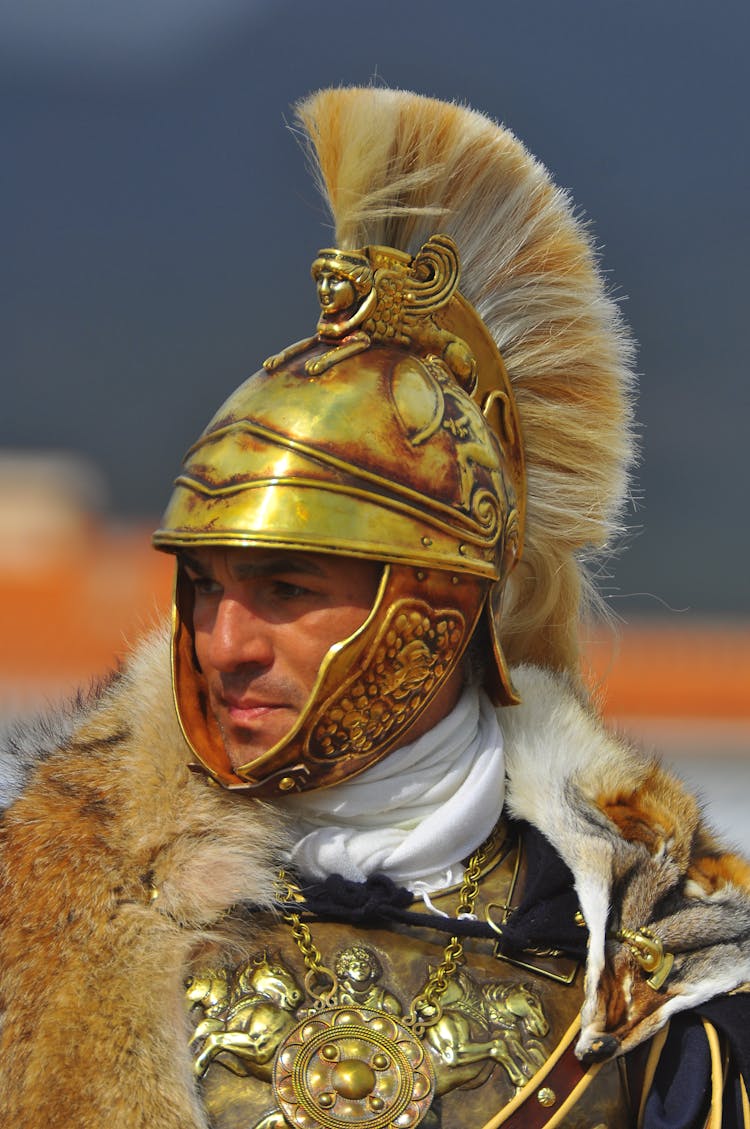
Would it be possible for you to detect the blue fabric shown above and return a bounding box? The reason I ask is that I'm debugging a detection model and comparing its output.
[699,996,750,1082]
[641,1016,713,1128]
[640,1013,747,1129]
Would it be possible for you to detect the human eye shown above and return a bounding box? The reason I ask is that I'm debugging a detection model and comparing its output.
[184,569,222,598]
[271,579,313,600]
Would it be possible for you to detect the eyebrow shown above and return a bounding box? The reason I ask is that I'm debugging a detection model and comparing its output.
[179,551,326,581]
[232,555,326,581]
[179,553,210,577]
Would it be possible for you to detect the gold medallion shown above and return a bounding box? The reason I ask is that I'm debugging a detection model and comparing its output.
[273,1006,435,1129]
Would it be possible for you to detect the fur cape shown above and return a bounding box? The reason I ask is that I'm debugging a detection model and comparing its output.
[1,629,749,1126]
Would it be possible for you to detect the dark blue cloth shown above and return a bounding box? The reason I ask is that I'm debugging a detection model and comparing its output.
[639,1011,747,1129]
[641,1015,713,1128]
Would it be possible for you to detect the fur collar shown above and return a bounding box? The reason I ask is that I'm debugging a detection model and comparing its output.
[1,631,748,1126]
[0,628,289,1128]
[501,665,750,1060]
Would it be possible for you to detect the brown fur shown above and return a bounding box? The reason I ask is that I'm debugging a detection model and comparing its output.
[598,761,700,870]
[0,630,288,1128]
[688,852,750,895]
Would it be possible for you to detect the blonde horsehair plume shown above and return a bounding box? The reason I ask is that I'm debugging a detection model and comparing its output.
[295,87,636,677]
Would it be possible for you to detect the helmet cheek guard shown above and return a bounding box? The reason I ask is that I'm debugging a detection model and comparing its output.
[155,236,525,796]
[171,562,491,795]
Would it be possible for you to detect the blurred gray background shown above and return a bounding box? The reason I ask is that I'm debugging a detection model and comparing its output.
[2,0,748,616]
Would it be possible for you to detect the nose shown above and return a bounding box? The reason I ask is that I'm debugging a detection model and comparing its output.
[203,595,275,673]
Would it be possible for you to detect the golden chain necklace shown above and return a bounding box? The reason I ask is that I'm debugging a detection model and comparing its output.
[277,842,486,1037]
[189,835,504,1129]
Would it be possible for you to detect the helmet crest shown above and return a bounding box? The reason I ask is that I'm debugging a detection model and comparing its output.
[154,87,634,794]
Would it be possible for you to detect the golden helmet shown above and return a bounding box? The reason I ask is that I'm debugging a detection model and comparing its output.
[154,88,634,796]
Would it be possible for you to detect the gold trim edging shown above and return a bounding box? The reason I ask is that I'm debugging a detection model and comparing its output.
[740,1074,750,1127]
[534,1062,605,1129]
[635,1022,670,1129]
[479,1016,587,1129]
[703,1019,724,1129]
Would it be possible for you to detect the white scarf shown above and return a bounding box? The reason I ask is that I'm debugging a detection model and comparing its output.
[279,685,505,895]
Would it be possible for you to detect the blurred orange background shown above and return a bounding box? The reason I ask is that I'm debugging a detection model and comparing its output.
[2,495,747,760]
[1,462,747,853]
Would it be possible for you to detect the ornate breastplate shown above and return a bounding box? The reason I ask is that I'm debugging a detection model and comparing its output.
[187,826,634,1128]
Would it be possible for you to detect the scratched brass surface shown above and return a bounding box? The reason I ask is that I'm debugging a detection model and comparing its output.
[156,235,524,576]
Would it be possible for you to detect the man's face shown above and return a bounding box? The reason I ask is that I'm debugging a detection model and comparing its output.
[182,547,381,771]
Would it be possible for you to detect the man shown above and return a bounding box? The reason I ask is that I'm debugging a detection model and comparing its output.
[1,87,749,1128]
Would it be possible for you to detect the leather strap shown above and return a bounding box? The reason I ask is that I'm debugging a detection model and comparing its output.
[480,1018,600,1128]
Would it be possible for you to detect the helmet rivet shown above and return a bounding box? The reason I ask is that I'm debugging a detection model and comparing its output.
[278,776,296,792]
[416,570,426,581]
[421,536,432,547]
[451,575,459,585]
[458,544,467,555]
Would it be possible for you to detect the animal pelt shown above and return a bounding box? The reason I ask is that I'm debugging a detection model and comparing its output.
[503,665,750,1062]
[0,628,289,1129]
[1,634,748,1127]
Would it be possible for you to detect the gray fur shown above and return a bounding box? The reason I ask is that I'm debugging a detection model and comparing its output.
[0,688,98,811]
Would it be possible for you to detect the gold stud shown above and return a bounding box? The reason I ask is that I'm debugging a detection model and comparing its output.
[278,776,296,792]
[537,1087,556,1107]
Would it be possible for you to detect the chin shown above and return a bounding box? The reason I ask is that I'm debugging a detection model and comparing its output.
[221,725,293,773]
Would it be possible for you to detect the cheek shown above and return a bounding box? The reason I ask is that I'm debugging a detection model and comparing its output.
[291,605,371,677]
[338,602,375,643]
[191,606,215,670]
[192,628,210,674]
[289,632,334,685]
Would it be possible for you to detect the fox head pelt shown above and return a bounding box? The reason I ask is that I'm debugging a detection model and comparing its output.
[501,664,750,1060]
